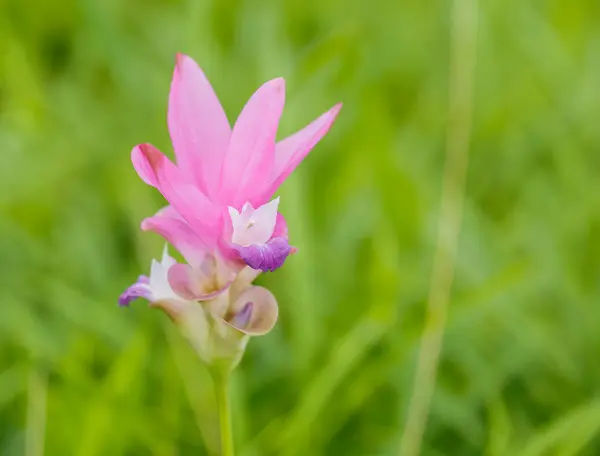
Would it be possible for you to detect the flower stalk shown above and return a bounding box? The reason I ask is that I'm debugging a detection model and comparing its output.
[211,368,234,456]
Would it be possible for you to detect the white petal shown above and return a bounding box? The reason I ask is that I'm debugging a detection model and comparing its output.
[149,248,179,301]
[230,197,280,246]
[228,206,241,222]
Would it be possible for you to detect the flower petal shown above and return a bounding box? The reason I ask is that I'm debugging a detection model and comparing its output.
[132,145,157,187]
[167,263,232,301]
[229,197,280,246]
[141,206,207,268]
[229,266,262,300]
[229,302,253,328]
[168,54,231,198]
[147,246,181,302]
[234,236,291,272]
[219,78,286,207]
[272,212,289,240]
[258,103,342,204]
[272,212,298,254]
[119,275,152,306]
[226,286,278,335]
[133,143,222,245]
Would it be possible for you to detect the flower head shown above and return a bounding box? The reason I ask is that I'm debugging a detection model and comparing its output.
[121,54,341,368]
[122,247,279,367]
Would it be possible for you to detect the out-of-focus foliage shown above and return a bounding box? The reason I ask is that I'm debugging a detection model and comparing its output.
[1,0,600,455]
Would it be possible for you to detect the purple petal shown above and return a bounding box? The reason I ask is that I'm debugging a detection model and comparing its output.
[234,236,291,272]
[119,275,152,306]
[228,302,253,329]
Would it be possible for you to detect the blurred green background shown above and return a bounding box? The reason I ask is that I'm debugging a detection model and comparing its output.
[2,0,600,455]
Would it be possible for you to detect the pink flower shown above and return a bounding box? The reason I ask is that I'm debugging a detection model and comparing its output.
[131,54,341,274]
[120,54,340,362]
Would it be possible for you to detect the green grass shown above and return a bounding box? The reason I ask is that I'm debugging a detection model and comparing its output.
[2,0,600,454]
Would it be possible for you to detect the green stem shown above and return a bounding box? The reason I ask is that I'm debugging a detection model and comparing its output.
[213,370,234,456]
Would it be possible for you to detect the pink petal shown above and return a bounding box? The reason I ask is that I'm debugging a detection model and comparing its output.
[258,103,342,204]
[168,54,231,199]
[218,78,286,207]
[168,263,232,301]
[273,212,299,252]
[141,206,207,268]
[272,212,289,240]
[134,143,222,246]
[272,212,297,254]
[132,144,158,187]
